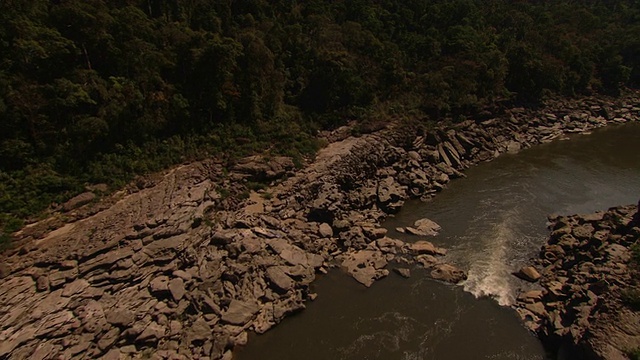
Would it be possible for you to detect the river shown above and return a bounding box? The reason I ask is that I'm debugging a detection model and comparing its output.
[236,123,640,360]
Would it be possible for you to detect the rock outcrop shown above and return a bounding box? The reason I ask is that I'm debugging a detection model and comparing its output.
[0,92,639,359]
[513,204,640,360]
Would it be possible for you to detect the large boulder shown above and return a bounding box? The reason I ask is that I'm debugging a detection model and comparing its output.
[515,266,541,282]
[62,192,96,212]
[377,177,406,213]
[430,264,467,283]
[266,266,295,292]
[409,241,446,256]
[341,250,389,287]
[232,155,294,181]
[221,300,260,325]
[413,218,441,236]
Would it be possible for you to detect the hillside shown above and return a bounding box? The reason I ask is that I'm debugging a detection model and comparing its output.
[2,0,640,244]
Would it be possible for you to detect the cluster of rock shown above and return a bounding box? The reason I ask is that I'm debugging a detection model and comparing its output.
[513,204,640,359]
[0,92,639,359]
[0,161,455,360]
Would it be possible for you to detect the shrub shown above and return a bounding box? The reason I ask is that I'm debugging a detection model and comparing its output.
[632,243,640,265]
[621,289,640,311]
[626,348,640,360]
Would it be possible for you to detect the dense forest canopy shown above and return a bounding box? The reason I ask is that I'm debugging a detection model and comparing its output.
[1,0,639,242]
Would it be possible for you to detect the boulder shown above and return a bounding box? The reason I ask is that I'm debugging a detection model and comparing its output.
[266,266,295,292]
[572,224,594,240]
[36,276,50,292]
[363,227,387,240]
[62,192,96,211]
[377,177,406,212]
[341,250,389,287]
[416,254,439,268]
[517,290,544,303]
[515,266,541,282]
[351,266,389,287]
[61,279,90,297]
[232,155,294,181]
[413,218,441,236]
[0,263,10,279]
[221,300,259,325]
[506,141,522,154]
[101,349,121,360]
[168,278,185,301]
[524,302,548,318]
[105,309,135,327]
[442,141,462,166]
[187,317,211,343]
[376,237,405,254]
[149,276,169,293]
[266,238,323,269]
[97,327,120,351]
[318,223,333,238]
[410,241,446,256]
[136,321,165,343]
[394,268,411,278]
[430,264,467,283]
[252,227,278,239]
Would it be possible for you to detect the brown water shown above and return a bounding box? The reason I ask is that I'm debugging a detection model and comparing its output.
[236,123,640,360]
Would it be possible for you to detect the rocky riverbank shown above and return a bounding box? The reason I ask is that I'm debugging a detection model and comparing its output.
[0,92,639,359]
[513,203,640,360]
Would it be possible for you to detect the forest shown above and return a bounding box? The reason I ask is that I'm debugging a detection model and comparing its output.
[1,0,639,244]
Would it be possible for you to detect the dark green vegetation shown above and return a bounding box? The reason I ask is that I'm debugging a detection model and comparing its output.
[629,348,640,360]
[1,0,640,244]
[626,242,640,310]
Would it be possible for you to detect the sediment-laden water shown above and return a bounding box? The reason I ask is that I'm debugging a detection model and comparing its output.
[237,123,640,360]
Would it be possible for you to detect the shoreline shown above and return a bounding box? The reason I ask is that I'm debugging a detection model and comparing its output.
[0,93,639,359]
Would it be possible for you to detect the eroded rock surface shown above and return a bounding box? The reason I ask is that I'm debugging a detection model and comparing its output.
[0,93,639,359]
[514,204,640,360]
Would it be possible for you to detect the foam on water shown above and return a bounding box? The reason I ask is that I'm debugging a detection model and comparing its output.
[461,207,522,306]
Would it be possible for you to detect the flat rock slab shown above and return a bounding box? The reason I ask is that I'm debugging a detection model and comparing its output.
[62,192,96,211]
[221,300,259,325]
[266,238,323,269]
[341,250,389,287]
[410,241,446,256]
[187,317,212,343]
[61,279,90,297]
[266,266,295,291]
[149,276,169,293]
[105,309,135,327]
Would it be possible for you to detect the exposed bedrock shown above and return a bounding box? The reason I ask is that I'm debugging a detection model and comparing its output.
[0,93,639,359]
[513,204,640,360]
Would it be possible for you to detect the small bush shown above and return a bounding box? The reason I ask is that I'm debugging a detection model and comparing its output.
[218,187,230,199]
[627,348,640,360]
[246,182,267,191]
[239,190,250,200]
[632,243,640,265]
[621,288,640,311]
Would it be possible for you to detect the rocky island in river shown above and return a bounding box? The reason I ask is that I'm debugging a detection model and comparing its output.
[515,203,640,360]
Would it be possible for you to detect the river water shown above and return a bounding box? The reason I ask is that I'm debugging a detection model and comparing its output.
[236,123,640,360]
